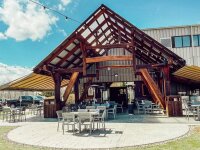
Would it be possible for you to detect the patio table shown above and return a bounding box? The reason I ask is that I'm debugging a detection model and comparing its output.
[71,111,99,133]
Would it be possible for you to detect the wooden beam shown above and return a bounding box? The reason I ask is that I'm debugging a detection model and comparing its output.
[79,74,96,78]
[131,28,136,72]
[136,63,167,69]
[86,56,133,63]
[97,65,133,69]
[86,43,133,50]
[55,68,83,74]
[80,42,87,76]
[63,72,79,104]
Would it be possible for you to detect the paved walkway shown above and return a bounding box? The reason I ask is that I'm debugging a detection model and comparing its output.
[7,121,189,149]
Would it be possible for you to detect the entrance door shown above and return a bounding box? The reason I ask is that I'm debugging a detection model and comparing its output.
[110,87,128,108]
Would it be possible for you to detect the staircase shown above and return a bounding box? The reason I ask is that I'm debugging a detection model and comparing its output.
[138,68,165,109]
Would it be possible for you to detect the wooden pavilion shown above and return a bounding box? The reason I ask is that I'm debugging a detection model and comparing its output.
[33,4,186,112]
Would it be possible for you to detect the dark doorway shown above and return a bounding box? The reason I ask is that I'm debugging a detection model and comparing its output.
[110,87,128,108]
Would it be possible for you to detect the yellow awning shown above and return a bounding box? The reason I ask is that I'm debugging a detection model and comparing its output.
[173,65,200,83]
[0,73,69,91]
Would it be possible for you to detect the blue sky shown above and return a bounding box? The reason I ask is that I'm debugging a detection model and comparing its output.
[1,0,200,69]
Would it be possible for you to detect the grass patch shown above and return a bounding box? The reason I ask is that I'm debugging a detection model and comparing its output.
[119,126,200,150]
[0,126,49,150]
[1,126,200,150]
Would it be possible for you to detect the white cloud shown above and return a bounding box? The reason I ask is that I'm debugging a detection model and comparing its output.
[0,32,7,40]
[0,62,32,86]
[0,0,58,41]
[58,4,65,11]
[60,0,72,6]
[58,29,67,36]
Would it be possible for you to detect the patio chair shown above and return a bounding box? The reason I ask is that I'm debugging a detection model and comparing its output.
[13,107,26,122]
[107,105,117,119]
[56,110,63,131]
[18,107,26,121]
[86,106,95,109]
[94,109,106,130]
[136,101,144,114]
[29,104,37,115]
[78,112,93,134]
[182,99,197,120]
[151,103,162,114]
[97,106,107,119]
[2,107,12,121]
[143,100,153,114]
[117,102,123,113]
[62,112,78,134]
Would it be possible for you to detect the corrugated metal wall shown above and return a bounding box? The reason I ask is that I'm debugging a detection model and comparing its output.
[143,25,200,66]
[85,48,143,83]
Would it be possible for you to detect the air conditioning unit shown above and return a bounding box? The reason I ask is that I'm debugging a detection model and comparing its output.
[160,37,172,48]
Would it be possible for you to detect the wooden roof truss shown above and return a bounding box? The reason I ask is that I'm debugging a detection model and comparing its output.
[34,4,185,77]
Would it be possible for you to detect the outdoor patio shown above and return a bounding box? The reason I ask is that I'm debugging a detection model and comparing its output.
[1,113,199,149]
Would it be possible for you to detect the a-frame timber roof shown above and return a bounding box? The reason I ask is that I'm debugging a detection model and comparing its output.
[34,4,185,76]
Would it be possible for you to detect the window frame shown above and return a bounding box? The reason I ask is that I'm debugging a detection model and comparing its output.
[193,35,200,47]
[172,35,192,48]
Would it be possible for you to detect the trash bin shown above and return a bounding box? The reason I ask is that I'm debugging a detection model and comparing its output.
[44,97,57,118]
[128,103,134,114]
[166,95,182,117]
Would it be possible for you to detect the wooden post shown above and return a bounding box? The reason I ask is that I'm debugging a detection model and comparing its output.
[74,79,79,102]
[96,62,100,80]
[163,65,170,96]
[63,72,79,104]
[52,72,62,110]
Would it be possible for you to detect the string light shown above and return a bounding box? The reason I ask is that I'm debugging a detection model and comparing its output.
[29,0,81,24]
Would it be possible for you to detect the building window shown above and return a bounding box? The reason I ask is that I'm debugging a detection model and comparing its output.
[193,35,200,46]
[172,35,191,48]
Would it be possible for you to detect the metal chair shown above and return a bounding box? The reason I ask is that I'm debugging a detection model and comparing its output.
[94,109,106,130]
[107,105,117,119]
[143,100,153,114]
[136,101,144,114]
[2,107,12,122]
[182,99,197,120]
[78,112,93,134]
[56,110,63,131]
[62,112,78,134]
[117,103,123,113]
[18,107,26,121]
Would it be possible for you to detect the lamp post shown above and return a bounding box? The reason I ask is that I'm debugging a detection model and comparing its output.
[19,97,22,108]
[90,84,99,105]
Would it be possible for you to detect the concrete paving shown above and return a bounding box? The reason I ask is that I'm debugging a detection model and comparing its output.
[6,116,191,149]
